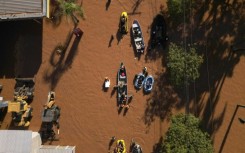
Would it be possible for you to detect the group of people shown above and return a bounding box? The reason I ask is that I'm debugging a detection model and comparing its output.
[121,15,126,23]
[135,41,143,50]
[104,65,150,111]
[114,141,125,153]
[120,64,126,77]
[138,75,144,85]
[133,28,141,36]
[119,93,130,109]
[136,67,148,87]
[145,80,151,89]
[120,15,127,33]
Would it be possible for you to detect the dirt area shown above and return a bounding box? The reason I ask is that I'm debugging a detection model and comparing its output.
[0,0,245,153]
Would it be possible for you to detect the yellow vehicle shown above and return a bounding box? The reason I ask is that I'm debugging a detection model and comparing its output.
[114,139,126,153]
[119,12,128,34]
[7,97,33,127]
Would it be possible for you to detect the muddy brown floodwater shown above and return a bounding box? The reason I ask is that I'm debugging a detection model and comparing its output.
[0,0,244,153]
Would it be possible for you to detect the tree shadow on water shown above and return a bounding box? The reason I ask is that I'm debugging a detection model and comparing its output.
[143,72,184,132]
[187,46,233,137]
[142,0,244,140]
[64,37,81,68]
[43,31,82,90]
[49,31,74,67]
[189,47,235,136]
[131,0,143,14]
[218,105,245,153]
[183,0,245,138]
[152,136,164,153]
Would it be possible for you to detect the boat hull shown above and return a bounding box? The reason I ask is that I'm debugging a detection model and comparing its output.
[119,12,128,34]
[117,63,128,105]
[143,75,154,92]
[132,20,145,53]
[134,73,145,89]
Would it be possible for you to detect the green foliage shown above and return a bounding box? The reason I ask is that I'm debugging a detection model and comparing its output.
[167,43,186,86]
[57,0,84,18]
[167,0,183,19]
[167,0,192,23]
[162,114,214,153]
[167,43,203,87]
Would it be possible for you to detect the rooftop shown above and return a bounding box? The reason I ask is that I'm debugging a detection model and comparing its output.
[0,130,33,153]
[0,130,75,153]
[0,0,47,20]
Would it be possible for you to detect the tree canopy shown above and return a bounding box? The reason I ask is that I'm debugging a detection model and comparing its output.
[167,43,203,87]
[162,113,214,153]
[167,0,192,24]
[57,0,84,21]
